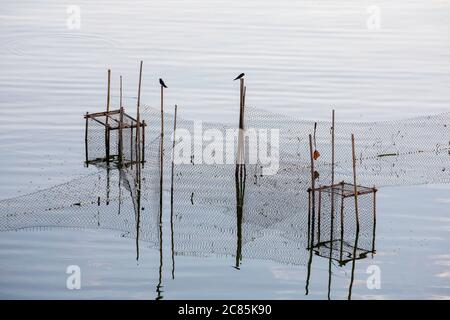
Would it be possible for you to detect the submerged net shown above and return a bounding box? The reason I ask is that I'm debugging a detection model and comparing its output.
[0,105,449,267]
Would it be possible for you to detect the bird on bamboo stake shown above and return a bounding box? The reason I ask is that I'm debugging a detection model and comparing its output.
[233,73,245,81]
[159,78,168,88]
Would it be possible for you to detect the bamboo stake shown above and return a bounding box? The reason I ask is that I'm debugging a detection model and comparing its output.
[170,104,178,279]
[327,109,335,300]
[120,75,123,108]
[351,134,360,229]
[118,75,123,165]
[317,189,321,244]
[136,60,143,192]
[340,182,345,262]
[305,134,316,295]
[347,133,360,300]
[142,120,146,164]
[331,110,335,214]
[107,69,111,113]
[307,189,311,247]
[85,112,89,166]
[159,78,165,226]
[130,126,134,167]
[157,75,164,298]
[136,61,143,170]
[118,107,124,166]
[372,187,377,254]
[309,134,316,249]
[105,69,111,165]
[237,78,245,165]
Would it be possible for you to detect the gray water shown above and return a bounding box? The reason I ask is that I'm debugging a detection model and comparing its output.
[0,0,450,299]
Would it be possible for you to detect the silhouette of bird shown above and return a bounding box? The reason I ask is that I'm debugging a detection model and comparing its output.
[159,78,167,88]
[233,73,245,81]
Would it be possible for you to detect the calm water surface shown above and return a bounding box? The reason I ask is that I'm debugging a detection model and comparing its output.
[0,0,449,299]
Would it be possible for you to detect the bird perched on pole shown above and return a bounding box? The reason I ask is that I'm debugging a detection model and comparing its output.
[159,78,168,88]
[233,73,245,81]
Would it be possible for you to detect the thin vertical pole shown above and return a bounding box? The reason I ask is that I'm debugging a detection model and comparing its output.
[105,69,111,165]
[170,104,178,279]
[305,134,316,295]
[118,107,123,167]
[85,112,89,167]
[157,77,164,300]
[107,69,111,113]
[331,110,335,216]
[119,75,123,165]
[309,134,316,248]
[372,188,377,254]
[159,82,165,226]
[118,107,124,166]
[348,134,360,300]
[340,182,345,262]
[237,78,245,164]
[130,126,134,166]
[351,134,360,229]
[327,109,335,300]
[106,167,110,205]
[307,189,311,247]
[317,189,322,244]
[105,126,110,165]
[142,120,146,164]
[120,75,123,108]
[136,61,143,170]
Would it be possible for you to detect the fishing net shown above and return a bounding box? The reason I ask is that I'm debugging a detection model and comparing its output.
[0,105,449,267]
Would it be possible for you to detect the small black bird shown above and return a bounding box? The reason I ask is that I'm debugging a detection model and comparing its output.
[159,78,168,88]
[233,73,245,81]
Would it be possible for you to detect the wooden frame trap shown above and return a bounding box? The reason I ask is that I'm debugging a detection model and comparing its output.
[307,181,377,266]
[84,107,146,167]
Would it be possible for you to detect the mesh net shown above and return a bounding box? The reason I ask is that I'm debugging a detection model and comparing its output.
[0,105,449,267]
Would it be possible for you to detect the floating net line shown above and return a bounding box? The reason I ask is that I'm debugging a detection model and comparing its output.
[0,105,449,267]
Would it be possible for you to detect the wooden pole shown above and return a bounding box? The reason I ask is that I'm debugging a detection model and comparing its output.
[305,135,316,295]
[156,75,165,299]
[107,69,111,113]
[142,120,146,164]
[106,126,110,165]
[170,105,178,204]
[120,75,123,108]
[309,134,316,249]
[136,61,143,168]
[130,126,134,166]
[85,112,89,166]
[237,78,245,164]
[307,189,311,247]
[118,107,124,166]
[317,189,322,244]
[106,69,111,165]
[327,109,335,300]
[351,134,360,229]
[170,104,178,279]
[118,75,123,165]
[372,187,377,254]
[159,79,165,228]
[331,110,335,216]
[340,182,345,262]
